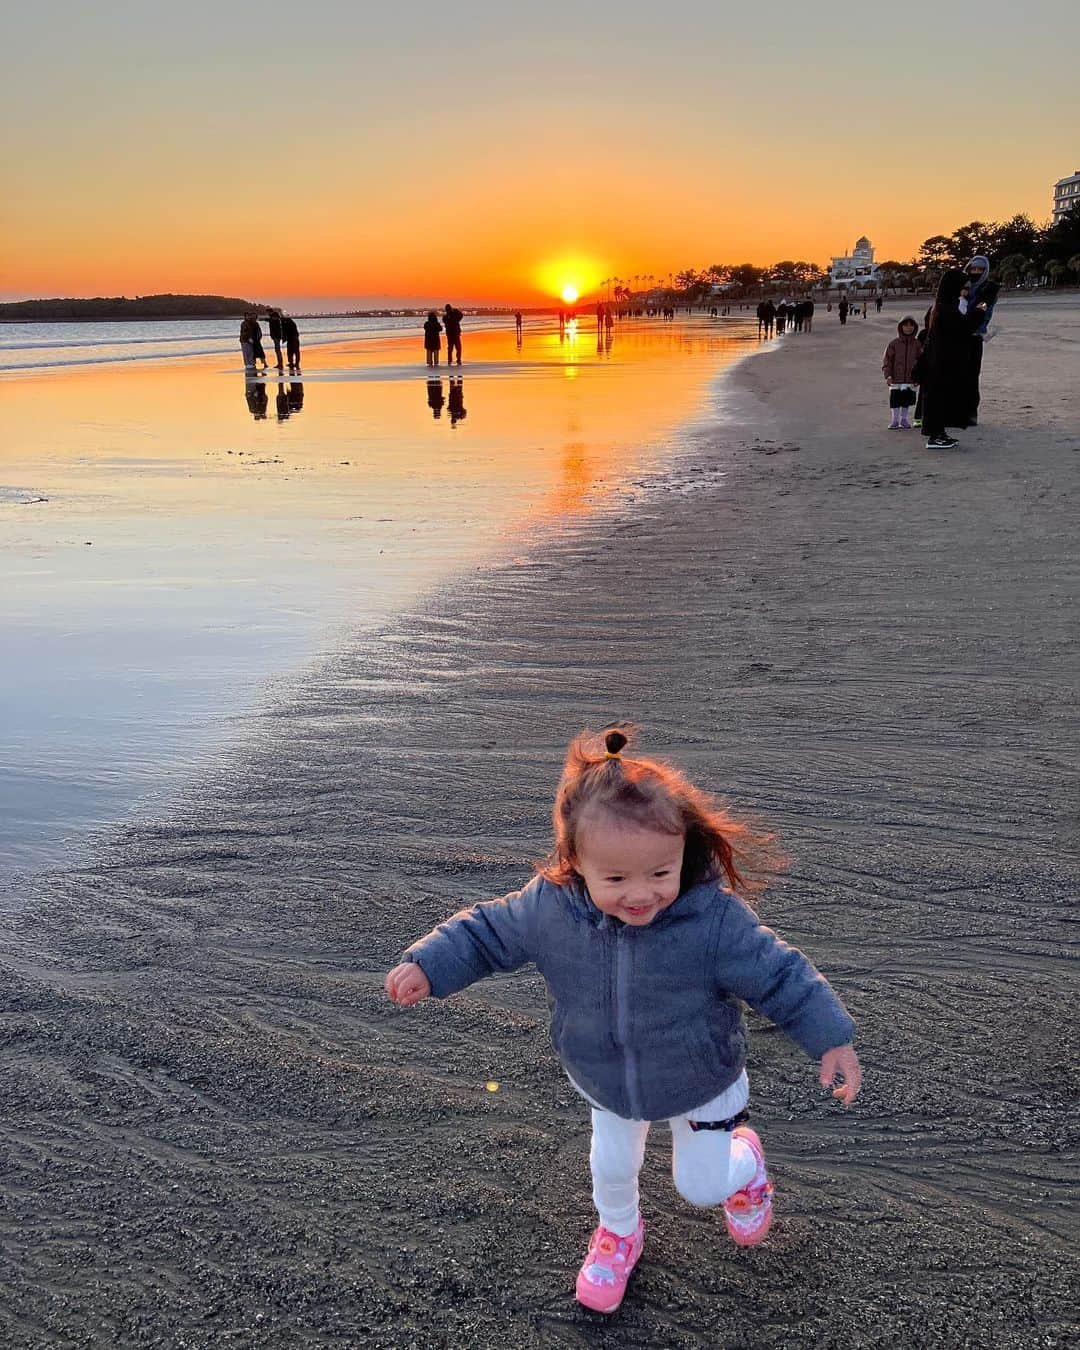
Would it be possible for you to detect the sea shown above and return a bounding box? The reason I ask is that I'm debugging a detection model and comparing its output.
[0,314,454,374]
[2,310,757,879]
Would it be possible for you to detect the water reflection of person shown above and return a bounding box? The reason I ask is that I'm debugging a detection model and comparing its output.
[288,382,304,414]
[427,376,445,419]
[448,377,467,428]
[276,382,290,421]
[245,377,268,420]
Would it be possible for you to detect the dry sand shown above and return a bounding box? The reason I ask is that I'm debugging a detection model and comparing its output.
[1,298,1077,1348]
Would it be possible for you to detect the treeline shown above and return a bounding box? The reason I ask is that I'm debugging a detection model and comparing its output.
[910,206,1080,287]
[655,203,1080,299]
[0,293,268,321]
[606,263,827,304]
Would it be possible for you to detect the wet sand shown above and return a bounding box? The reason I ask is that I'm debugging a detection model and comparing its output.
[2,317,754,874]
[1,298,1078,1347]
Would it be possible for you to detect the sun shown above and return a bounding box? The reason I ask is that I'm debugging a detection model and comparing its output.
[560,284,580,305]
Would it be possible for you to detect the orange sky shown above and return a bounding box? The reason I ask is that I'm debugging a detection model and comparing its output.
[4,2,1078,303]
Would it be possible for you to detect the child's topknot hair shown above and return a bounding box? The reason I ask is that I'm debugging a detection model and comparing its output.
[540,724,785,902]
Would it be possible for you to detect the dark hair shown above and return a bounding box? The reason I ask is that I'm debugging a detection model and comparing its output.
[929,268,966,332]
[540,725,785,902]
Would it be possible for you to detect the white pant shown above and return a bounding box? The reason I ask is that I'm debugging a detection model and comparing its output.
[587,1072,757,1236]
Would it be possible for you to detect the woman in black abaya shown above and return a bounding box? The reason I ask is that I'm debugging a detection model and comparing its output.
[918,268,985,449]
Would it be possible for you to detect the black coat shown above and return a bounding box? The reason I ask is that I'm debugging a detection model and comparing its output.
[918,302,983,431]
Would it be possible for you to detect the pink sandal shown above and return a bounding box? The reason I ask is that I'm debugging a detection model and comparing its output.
[575,1218,645,1313]
[723,1126,774,1246]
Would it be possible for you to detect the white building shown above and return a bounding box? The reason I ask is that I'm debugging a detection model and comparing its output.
[1052,170,1080,224]
[830,235,878,287]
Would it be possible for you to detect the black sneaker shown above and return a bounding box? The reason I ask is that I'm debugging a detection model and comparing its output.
[926,436,958,449]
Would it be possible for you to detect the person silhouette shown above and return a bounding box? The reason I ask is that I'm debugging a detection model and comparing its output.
[427,377,445,419]
[239,314,257,369]
[443,303,463,365]
[423,311,442,367]
[250,315,268,371]
[448,377,467,427]
[281,313,301,373]
[268,309,285,370]
[514,309,523,342]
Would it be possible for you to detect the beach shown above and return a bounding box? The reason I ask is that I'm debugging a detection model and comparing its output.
[1,298,1077,1347]
[1,316,752,876]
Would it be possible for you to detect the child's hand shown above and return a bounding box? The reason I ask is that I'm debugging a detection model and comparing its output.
[385,961,432,1007]
[819,1044,862,1107]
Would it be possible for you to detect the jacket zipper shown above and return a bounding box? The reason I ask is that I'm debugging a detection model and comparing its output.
[615,927,644,1118]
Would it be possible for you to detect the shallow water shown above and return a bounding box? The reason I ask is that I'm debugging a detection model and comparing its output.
[1,313,760,875]
[0,314,447,372]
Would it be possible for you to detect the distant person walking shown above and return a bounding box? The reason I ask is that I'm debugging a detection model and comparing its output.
[281,314,301,373]
[875,296,884,313]
[443,303,463,365]
[963,256,999,425]
[268,309,285,370]
[882,316,923,430]
[514,309,523,342]
[918,269,988,449]
[756,299,775,338]
[838,297,849,326]
[424,310,443,367]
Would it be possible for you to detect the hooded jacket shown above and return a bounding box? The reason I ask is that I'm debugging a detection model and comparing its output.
[882,317,923,383]
[404,874,855,1122]
[964,256,999,336]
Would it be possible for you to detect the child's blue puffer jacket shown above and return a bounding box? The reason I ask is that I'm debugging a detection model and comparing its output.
[405,875,855,1121]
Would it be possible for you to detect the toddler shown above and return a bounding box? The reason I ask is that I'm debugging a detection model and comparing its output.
[882,316,923,429]
[385,727,861,1315]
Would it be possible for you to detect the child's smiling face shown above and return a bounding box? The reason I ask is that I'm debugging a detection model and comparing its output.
[575,812,685,926]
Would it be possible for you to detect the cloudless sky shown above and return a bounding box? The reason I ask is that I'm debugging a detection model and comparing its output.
[3,0,1078,301]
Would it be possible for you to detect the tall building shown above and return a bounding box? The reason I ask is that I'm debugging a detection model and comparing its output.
[1052,170,1080,224]
[830,236,878,287]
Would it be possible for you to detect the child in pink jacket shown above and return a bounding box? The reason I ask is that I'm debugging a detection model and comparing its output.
[882,316,923,430]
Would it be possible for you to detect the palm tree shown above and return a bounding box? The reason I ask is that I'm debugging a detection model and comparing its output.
[1068,254,1080,283]
[1044,260,1065,289]
[998,253,1032,289]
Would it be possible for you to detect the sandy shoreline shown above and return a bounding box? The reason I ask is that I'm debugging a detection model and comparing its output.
[1,300,1077,1347]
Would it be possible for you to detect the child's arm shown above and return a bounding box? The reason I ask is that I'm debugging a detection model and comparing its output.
[713,891,861,1105]
[384,876,544,1008]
